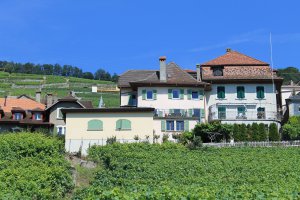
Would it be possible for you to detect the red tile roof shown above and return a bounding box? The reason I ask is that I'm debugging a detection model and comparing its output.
[0,98,45,113]
[201,50,268,66]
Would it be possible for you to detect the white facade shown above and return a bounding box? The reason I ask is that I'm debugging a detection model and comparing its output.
[206,84,279,125]
[288,101,300,116]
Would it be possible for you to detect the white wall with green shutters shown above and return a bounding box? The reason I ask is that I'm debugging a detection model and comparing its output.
[137,87,205,110]
[207,84,278,122]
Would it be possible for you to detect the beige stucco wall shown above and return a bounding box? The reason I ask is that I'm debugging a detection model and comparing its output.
[65,111,154,154]
[49,102,83,126]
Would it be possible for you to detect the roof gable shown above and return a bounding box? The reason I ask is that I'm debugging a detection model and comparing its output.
[201,50,269,66]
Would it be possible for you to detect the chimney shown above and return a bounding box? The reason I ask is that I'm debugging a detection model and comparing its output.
[226,48,232,52]
[35,91,41,103]
[159,56,167,82]
[46,93,53,108]
[196,64,201,81]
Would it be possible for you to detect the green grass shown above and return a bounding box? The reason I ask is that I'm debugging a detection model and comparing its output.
[74,143,300,199]
[14,81,43,85]
[76,92,120,107]
[45,75,67,84]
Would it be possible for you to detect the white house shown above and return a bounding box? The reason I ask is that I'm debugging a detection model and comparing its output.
[201,49,283,126]
[118,56,210,139]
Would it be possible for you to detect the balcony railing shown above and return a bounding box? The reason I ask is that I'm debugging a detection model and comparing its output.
[209,110,280,121]
[154,109,202,119]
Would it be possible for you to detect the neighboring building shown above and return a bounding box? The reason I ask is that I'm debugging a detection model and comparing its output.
[62,107,154,155]
[45,94,93,135]
[286,92,300,117]
[0,97,52,132]
[202,49,283,126]
[118,56,210,139]
[281,81,300,113]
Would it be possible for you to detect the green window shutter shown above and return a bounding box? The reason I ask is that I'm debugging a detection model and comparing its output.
[256,86,265,99]
[217,86,225,99]
[161,120,166,131]
[142,90,146,100]
[180,89,184,99]
[180,109,185,116]
[168,89,172,99]
[88,120,103,131]
[237,86,245,99]
[169,109,174,114]
[199,90,204,100]
[200,109,205,118]
[122,119,131,130]
[116,119,122,130]
[184,120,189,131]
[188,109,193,117]
[153,90,157,100]
[187,89,192,100]
[261,87,265,98]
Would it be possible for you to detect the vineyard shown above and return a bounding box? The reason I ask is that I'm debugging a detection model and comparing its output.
[74,143,300,199]
[0,133,73,199]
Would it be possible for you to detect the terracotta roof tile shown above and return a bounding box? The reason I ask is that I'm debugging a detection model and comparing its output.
[201,50,268,66]
[0,98,45,113]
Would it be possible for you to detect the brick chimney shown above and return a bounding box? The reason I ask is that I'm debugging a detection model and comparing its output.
[159,56,167,82]
[35,91,41,103]
[196,64,201,81]
[46,93,53,108]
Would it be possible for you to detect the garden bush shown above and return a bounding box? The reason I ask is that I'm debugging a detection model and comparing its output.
[258,123,267,141]
[269,123,280,141]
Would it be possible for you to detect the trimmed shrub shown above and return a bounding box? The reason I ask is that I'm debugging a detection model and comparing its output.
[233,124,241,141]
[240,124,248,141]
[246,124,252,141]
[269,123,280,141]
[258,123,267,141]
[251,123,259,141]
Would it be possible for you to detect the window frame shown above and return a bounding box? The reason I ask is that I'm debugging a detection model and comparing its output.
[34,113,42,120]
[56,125,66,135]
[146,90,154,100]
[212,67,224,76]
[218,106,226,119]
[166,120,175,131]
[56,107,64,119]
[217,86,226,99]
[176,120,184,131]
[172,89,180,99]
[14,112,23,120]
[191,91,199,100]
[236,86,245,99]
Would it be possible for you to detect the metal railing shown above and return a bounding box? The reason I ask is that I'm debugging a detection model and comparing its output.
[209,110,280,121]
[203,140,300,147]
[154,109,202,118]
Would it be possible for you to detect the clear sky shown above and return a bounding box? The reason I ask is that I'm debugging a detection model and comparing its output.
[0,0,299,74]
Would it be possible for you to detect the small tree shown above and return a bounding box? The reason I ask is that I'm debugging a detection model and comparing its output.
[258,123,267,141]
[282,116,300,140]
[106,136,117,145]
[162,133,169,143]
[240,124,248,141]
[233,124,241,141]
[251,123,259,141]
[269,123,280,141]
[246,124,252,141]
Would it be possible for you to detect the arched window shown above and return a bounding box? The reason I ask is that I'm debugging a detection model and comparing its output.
[87,119,103,131]
[116,119,131,130]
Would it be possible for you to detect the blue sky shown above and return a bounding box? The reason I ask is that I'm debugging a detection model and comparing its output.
[0,0,299,74]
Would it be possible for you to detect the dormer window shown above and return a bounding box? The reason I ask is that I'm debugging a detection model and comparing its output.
[34,113,42,120]
[14,113,23,120]
[213,67,224,76]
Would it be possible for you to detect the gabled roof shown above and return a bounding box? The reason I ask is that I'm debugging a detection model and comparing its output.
[201,50,269,66]
[45,95,93,110]
[118,70,156,87]
[0,98,45,113]
[118,62,208,88]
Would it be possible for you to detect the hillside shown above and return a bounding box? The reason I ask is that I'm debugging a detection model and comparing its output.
[0,71,120,107]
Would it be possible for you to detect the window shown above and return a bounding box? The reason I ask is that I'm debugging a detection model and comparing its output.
[57,108,63,119]
[57,126,66,135]
[193,109,200,118]
[142,90,157,100]
[217,86,225,99]
[146,90,153,100]
[192,91,199,99]
[14,113,23,120]
[237,107,246,118]
[218,107,226,119]
[256,86,265,99]
[176,121,184,131]
[257,107,265,119]
[213,67,223,76]
[128,94,137,106]
[116,119,131,130]
[34,113,42,120]
[237,86,245,99]
[166,120,175,131]
[87,119,103,131]
[172,89,180,99]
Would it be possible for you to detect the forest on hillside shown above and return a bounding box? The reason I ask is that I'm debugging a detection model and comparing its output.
[277,67,300,85]
[0,61,118,82]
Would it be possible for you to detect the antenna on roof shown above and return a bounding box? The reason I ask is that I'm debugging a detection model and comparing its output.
[269,32,275,94]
